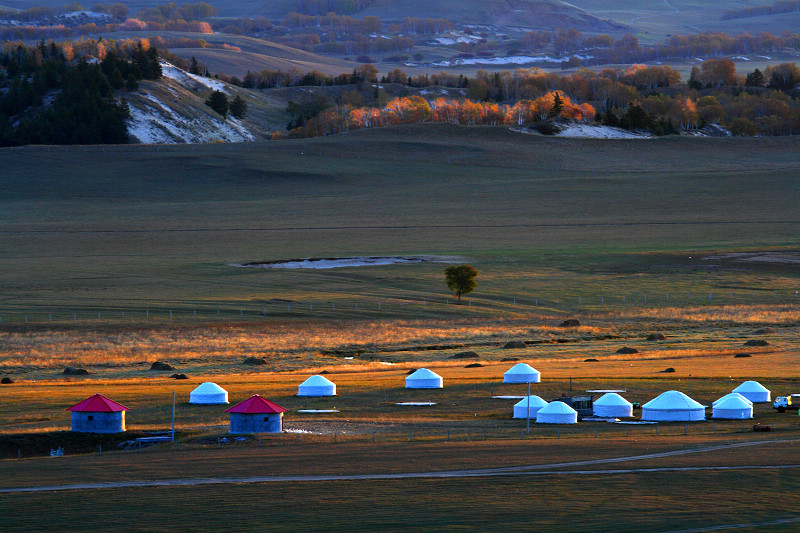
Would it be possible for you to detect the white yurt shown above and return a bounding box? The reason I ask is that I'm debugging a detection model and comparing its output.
[405,368,443,389]
[297,375,337,396]
[503,363,541,384]
[732,381,770,403]
[712,394,753,419]
[536,401,578,424]
[189,382,229,405]
[513,395,549,419]
[592,393,633,418]
[641,390,705,422]
[712,392,753,407]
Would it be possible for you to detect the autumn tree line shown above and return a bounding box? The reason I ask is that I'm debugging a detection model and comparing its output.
[280,60,800,138]
[0,38,160,146]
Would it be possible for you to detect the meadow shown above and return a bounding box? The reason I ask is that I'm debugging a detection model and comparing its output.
[1,126,799,530]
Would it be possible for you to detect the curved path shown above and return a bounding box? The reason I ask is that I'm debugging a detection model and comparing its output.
[2,438,797,494]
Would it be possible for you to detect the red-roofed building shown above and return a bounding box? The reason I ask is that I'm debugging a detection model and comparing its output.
[225,395,287,434]
[67,394,129,433]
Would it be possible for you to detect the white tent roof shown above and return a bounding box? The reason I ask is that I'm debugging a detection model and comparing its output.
[513,395,549,409]
[642,390,705,410]
[503,362,541,383]
[300,375,335,387]
[714,395,753,410]
[407,368,442,380]
[537,400,578,415]
[189,382,229,404]
[505,363,538,375]
[594,392,632,407]
[712,392,753,406]
[733,381,769,393]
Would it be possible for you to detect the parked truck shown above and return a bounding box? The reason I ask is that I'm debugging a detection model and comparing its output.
[773,394,800,412]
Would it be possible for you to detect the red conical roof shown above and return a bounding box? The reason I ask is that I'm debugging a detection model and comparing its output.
[225,394,287,414]
[67,393,129,412]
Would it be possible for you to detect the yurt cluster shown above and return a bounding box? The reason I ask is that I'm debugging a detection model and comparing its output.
[511,378,772,424]
[65,363,773,434]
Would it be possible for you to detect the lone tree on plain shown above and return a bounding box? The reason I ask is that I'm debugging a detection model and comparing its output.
[445,264,478,304]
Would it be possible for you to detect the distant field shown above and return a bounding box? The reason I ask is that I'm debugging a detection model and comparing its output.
[0,125,797,317]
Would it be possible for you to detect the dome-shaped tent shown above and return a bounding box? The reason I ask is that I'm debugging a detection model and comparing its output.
[592,392,633,418]
[503,363,541,384]
[712,392,752,407]
[712,394,753,419]
[536,401,578,424]
[641,390,705,422]
[732,381,770,403]
[189,382,229,405]
[405,368,443,389]
[297,375,336,396]
[513,395,548,419]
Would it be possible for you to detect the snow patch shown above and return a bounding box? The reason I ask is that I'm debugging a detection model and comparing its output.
[127,92,255,144]
[235,256,453,269]
[433,54,592,67]
[160,61,229,94]
[556,124,652,139]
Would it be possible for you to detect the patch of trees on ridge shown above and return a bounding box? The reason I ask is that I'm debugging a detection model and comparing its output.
[0,39,160,146]
[278,60,800,138]
[723,1,800,20]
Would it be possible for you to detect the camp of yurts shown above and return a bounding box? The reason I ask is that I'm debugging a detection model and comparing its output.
[732,380,770,403]
[405,368,443,389]
[513,395,549,419]
[712,392,753,407]
[189,382,229,404]
[503,363,541,383]
[536,400,578,424]
[712,394,753,419]
[298,375,337,396]
[592,393,633,418]
[641,390,706,422]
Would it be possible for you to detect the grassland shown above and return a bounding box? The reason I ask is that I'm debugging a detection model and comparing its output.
[0,125,799,530]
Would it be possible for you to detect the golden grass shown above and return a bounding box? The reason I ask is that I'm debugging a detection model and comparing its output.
[604,304,800,324]
[0,317,610,371]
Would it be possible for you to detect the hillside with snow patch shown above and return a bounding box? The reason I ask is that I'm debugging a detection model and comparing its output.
[125,63,260,144]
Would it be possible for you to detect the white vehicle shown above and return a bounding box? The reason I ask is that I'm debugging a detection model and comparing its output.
[773,394,800,412]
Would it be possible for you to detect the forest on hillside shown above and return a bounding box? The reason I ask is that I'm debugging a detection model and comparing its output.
[259,60,800,138]
[0,39,160,145]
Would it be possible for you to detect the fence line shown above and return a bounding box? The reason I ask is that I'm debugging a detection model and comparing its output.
[3,419,776,459]
[0,289,797,324]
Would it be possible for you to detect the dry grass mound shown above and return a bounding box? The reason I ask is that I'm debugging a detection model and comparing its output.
[616,347,639,354]
[451,351,479,359]
[502,341,527,349]
[743,340,770,346]
[62,367,89,375]
[646,333,667,341]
